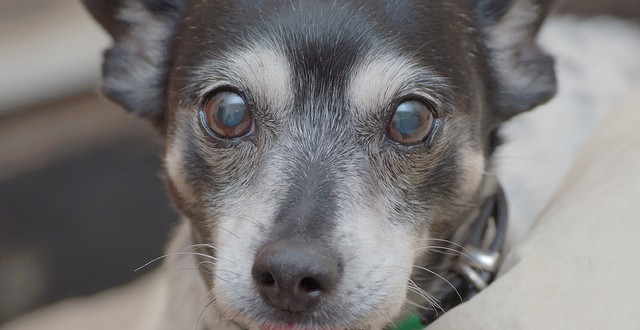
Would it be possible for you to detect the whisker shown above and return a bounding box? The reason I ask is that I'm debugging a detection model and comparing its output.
[186,243,221,251]
[415,238,467,253]
[194,260,216,271]
[375,264,448,314]
[407,279,444,314]
[406,286,436,309]
[385,314,399,330]
[412,265,462,303]
[196,299,216,330]
[404,298,435,313]
[134,251,219,273]
[413,238,484,270]
[413,245,465,257]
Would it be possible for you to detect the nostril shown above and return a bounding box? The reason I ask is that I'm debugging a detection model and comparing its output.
[252,240,341,312]
[258,271,276,287]
[298,276,323,293]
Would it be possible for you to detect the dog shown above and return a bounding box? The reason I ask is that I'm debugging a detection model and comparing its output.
[82,0,556,329]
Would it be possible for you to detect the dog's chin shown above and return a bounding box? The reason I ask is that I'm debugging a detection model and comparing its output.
[231,317,349,330]
[260,325,344,330]
[221,299,391,330]
[223,307,373,330]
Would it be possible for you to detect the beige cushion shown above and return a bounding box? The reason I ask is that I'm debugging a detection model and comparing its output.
[428,85,640,329]
[0,272,165,330]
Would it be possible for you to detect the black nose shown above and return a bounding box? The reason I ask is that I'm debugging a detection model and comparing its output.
[251,240,340,312]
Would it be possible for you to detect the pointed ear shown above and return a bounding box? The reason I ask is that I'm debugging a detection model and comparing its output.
[476,0,557,120]
[82,0,185,122]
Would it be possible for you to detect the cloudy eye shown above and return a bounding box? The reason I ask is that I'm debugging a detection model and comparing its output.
[201,91,253,138]
[386,100,435,145]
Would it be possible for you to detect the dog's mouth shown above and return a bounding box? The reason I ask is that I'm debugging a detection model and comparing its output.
[260,324,344,330]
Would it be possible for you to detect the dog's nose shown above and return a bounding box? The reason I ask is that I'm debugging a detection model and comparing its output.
[252,240,340,312]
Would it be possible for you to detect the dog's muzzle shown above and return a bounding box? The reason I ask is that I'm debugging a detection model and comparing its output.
[205,185,508,330]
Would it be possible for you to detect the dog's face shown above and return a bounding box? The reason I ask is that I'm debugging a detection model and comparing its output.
[84,0,555,329]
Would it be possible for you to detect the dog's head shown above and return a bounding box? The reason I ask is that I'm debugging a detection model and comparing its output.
[85,0,555,328]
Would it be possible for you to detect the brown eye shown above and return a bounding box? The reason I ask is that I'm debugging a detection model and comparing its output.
[202,91,253,138]
[386,100,435,145]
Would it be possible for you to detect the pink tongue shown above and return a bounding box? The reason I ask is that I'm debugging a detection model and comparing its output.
[261,326,301,330]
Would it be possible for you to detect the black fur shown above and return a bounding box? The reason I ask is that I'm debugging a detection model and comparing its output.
[83,0,187,126]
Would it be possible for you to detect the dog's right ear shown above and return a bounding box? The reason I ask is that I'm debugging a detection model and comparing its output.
[83,0,185,122]
[475,0,557,121]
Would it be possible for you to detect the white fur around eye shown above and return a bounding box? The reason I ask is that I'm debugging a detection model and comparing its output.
[195,44,293,120]
[347,51,447,121]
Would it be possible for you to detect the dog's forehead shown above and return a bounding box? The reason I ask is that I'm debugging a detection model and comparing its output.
[175,0,475,117]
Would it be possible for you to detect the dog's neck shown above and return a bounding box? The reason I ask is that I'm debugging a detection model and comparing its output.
[416,178,507,326]
[451,174,500,244]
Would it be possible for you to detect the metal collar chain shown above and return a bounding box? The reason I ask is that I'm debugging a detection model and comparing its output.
[416,184,508,327]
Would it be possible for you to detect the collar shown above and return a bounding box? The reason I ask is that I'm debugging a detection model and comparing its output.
[393,184,509,330]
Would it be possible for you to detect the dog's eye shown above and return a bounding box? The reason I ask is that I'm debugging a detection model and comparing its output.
[202,91,253,138]
[387,100,434,145]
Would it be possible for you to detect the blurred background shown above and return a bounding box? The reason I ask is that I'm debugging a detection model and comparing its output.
[0,0,638,326]
[0,0,176,324]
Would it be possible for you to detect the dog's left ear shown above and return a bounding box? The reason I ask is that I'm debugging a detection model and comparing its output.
[82,0,185,125]
[475,0,557,120]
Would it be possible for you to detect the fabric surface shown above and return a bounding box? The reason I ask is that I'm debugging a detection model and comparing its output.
[496,16,640,249]
[428,85,640,329]
[0,272,166,330]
